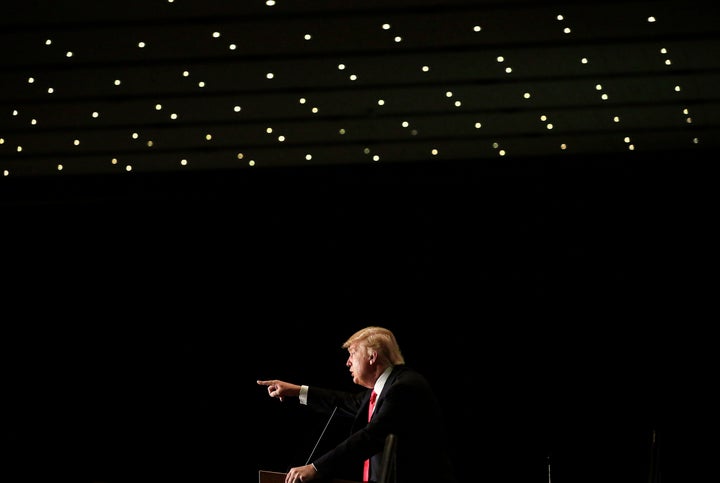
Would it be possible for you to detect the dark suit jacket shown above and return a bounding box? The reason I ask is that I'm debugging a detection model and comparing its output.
[308,364,457,483]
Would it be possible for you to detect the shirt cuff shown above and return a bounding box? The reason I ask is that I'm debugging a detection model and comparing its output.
[299,385,309,405]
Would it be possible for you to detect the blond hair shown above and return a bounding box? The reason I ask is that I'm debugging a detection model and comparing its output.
[342,326,405,365]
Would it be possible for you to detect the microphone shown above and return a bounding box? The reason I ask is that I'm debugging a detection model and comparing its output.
[305,406,338,465]
[547,454,551,483]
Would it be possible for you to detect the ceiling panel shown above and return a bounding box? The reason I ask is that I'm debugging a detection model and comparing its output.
[1,0,718,179]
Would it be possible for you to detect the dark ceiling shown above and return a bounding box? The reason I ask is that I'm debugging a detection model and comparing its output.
[2,0,718,182]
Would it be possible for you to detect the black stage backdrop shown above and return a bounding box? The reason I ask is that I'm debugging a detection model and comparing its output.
[2,155,714,483]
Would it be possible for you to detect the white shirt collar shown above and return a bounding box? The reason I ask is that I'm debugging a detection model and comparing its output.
[373,365,393,396]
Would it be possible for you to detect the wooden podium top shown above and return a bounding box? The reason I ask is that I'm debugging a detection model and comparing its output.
[259,470,360,483]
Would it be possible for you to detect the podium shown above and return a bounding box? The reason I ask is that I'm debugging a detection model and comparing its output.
[259,471,360,483]
[259,433,395,483]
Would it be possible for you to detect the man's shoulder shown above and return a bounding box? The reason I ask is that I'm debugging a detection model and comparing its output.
[390,364,429,384]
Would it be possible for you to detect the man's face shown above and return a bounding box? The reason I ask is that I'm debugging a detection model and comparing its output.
[346,342,372,388]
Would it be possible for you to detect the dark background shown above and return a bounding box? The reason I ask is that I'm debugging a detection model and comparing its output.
[2,1,716,483]
[3,156,715,483]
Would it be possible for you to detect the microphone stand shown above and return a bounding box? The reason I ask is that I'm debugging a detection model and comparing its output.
[305,407,338,465]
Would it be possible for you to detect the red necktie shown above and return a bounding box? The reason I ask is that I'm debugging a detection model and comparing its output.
[363,391,378,482]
